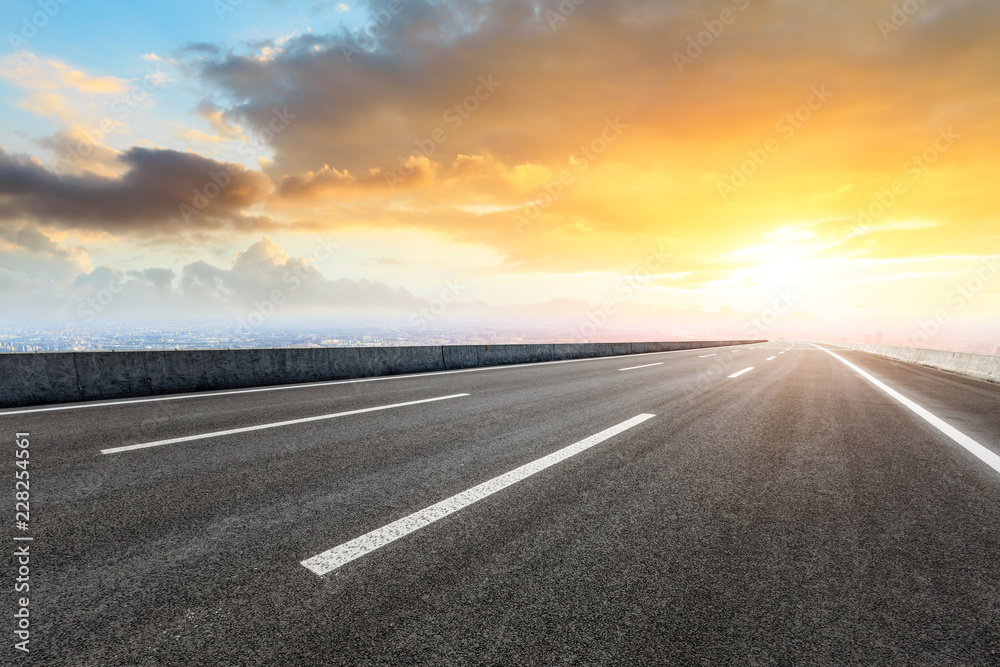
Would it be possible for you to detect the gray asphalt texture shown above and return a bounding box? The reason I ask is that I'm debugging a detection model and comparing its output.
[4,342,1000,666]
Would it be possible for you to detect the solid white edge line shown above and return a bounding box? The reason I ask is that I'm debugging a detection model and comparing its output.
[101,393,470,455]
[0,344,765,416]
[301,413,656,575]
[813,344,1000,475]
[618,362,664,371]
[728,367,754,378]
[698,354,717,358]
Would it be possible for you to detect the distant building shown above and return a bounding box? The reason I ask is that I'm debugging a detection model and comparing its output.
[995,344,1000,355]
[875,331,883,345]
[864,334,871,344]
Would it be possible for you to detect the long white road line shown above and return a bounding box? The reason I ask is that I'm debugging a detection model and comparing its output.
[814,344,1000,475]
[729,367,754,378]
[301,413,656,576]
[101,394,470,455]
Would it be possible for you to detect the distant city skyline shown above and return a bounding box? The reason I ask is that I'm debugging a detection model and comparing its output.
[2,319,997,357]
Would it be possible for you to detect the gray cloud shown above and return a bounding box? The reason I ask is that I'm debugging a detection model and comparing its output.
[0,222,90,281]
[0,147,272,234]
[0,232,428,324]
[178,42,223,56]
[178,237,423,311]
[192,0,1000,182]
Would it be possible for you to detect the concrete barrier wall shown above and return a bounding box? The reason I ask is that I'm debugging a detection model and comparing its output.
[831,342,1000,385]
[0,340,764,408]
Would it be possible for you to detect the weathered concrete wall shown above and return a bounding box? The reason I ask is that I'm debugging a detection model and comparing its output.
[0,340,764,408]
[831,342,1000,385]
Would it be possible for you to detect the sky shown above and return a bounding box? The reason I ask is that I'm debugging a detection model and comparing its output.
[1,0,999,347]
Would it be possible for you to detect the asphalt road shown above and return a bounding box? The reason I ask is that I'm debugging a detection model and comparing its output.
[4,341,1000,665]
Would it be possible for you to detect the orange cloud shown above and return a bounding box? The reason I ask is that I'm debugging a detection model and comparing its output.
[6,1,1000,327]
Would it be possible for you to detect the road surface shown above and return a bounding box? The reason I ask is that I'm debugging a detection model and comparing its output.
[4,342,1000,665]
